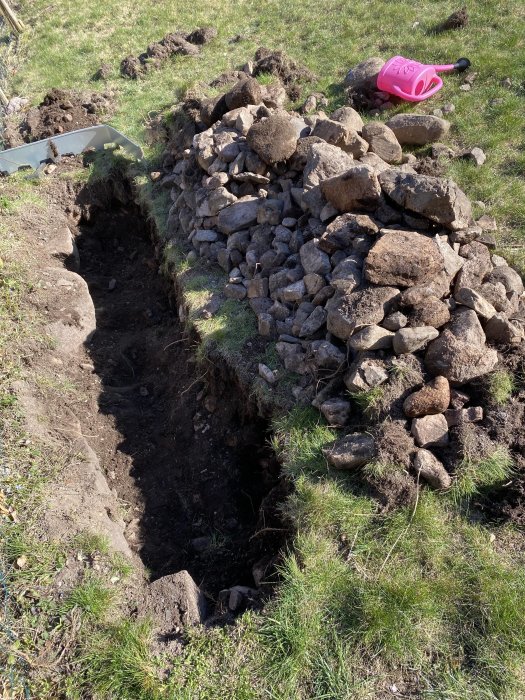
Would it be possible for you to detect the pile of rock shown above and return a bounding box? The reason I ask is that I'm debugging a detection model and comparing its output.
[161,77,525,490]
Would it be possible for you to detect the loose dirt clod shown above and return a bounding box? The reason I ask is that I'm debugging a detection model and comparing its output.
[440,7,469,30]
[120,27,217,78]
[252,47,316,99]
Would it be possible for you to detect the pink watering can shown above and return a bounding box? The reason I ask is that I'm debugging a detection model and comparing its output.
[377,56,471,102]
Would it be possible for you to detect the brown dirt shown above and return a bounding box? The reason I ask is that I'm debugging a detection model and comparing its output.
[415,156,446,177]
[3,88,112,147]
[253,47,316,99]
[440,7,469,31]
[120,28,216,79]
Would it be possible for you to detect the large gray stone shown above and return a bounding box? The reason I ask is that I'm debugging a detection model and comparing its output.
[299,240,331,276]
[385,114,450,145]
[411,414,449,448]
[320,165,381,212]
[425,308,499,384]
[344,57,385,91]
[361,122,402,164]
[326,286,400,340]
[303,142,355,188]
[331,106,364,133]
[217,197,260,234]
[413,449,451,489]
[323,432,376,469]
[393,326,439,354]
[379,170,472,230]
[348,325,394,351]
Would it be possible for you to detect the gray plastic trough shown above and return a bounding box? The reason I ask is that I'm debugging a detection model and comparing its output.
[0,124,144,175]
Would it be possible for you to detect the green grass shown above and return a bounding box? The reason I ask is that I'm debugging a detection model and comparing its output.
[4,1,525,698]
[9,0,525,242]
[487,369,515,405]
[61,577,115,621]
[450,446,514,502]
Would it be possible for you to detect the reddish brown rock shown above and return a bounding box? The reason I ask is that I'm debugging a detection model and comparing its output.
[403,376,450,418]
[365,230,444,287]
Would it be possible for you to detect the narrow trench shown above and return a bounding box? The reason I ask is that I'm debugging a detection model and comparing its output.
[72,186,288,598]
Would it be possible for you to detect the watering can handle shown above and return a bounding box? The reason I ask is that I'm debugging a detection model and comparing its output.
[393,76,443,101]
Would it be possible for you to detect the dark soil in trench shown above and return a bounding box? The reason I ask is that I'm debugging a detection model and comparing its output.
[74,190,287,596]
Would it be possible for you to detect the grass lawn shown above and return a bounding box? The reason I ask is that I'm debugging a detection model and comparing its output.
[2,1,525,698]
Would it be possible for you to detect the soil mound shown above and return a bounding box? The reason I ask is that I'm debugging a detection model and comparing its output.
[253,47,316,100]
[3,88,112,147]
[120,27,217,78]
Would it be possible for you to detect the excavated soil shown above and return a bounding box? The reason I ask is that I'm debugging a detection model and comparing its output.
[3,88,112,147]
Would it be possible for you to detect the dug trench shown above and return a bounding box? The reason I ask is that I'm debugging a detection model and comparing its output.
[44,163,290,625]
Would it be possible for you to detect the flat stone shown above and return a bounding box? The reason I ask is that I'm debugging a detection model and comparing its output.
[434,235,464,279]
[217,197,260,234]
[321,164,381,212]
[320,398,351,427]
[365,230,444,287]
[403,376,450,417]
[379,170,472,230]
[194,229,219,243]
[385,114,451,145]
[455,287,496,319]
[411,414,449,447]
[393,326,439,354]
[299,306,327,337]
[444,406,483,427]
[281,280,307,303]
[323,432,376,469]
[348,325,394,351]
[257,313,274,336]
[413,449,451,489]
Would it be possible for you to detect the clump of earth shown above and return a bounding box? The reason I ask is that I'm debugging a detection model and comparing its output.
[120,27,217,78]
